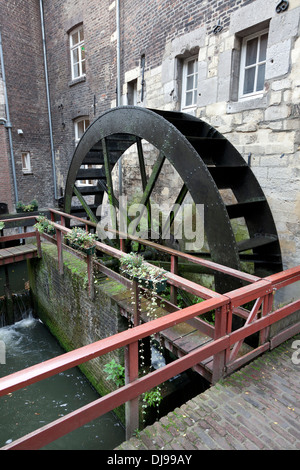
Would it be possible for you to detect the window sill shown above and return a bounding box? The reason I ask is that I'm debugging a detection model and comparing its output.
[68,75,86,87]
[227,95,267,114]
[22,171,33,175]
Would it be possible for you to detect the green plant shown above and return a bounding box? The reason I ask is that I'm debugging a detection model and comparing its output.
[30,199,38,210]
[104,359,125,388]
[34,215,55,234]
[0,221,4,231]
[65,227,98,250]
[120,252,167,291]
[143,386,162,408]
[16,201,25,212]
[16,200,38,212]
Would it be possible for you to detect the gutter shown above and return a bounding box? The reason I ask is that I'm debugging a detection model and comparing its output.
[39,0,58,200]
[0,30,19,205]
[116,0,123,196]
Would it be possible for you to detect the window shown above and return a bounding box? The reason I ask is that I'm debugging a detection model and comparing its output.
[75,118,92,186]
[127,79,138,105]
[21,152,31,174]
[181,57,198,110]
[239,30,268,99]
[75,117,89,146]
[70,25,86,80]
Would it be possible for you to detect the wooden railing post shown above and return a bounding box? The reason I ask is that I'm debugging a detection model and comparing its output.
[125,341,139,439]
[120,237,126,252]
[260,293,273,344]
[132,279,141,327]
[212,304,228,383]
[170,254,178,305]
[86,253,94,299]
[56,228,64,275]
[35,229,42,258]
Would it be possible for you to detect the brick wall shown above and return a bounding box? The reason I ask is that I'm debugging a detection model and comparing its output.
[0,0,54,209]
[0,125,13,212]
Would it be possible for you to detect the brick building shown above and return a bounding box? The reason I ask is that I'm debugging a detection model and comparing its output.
[0,0,299,274]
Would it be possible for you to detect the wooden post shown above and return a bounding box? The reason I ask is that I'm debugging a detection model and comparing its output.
[132,279,140,327]
[170,255,178,305]
[86,253,94,299]
[125,341,139,439]
[35,229,42,258]
[260,293,273,344]
[56,228,63,275]
[212,304,228,383]
[120,237,126,252]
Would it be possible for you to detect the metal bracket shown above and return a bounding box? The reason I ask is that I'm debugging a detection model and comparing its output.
[276,1,289,13]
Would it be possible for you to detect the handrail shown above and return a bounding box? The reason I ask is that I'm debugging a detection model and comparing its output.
[1,272,299,450]
[0,211,299,450]
[49,208,260,284]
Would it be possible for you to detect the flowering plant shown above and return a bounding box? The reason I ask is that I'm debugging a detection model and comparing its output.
[119,252,167,291]
[65,227,98,250]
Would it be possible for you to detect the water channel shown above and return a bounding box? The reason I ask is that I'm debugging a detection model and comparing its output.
[0,307,125,450]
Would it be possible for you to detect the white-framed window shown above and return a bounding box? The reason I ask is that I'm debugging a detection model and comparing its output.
[75,117,92,186]
[181,56,198,110]
[75,117,89,146]
[70,25,86,80]
[21,152,32,174]
[239,29,268,99]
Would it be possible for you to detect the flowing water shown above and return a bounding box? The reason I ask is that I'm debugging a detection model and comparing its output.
[0,308,125,450]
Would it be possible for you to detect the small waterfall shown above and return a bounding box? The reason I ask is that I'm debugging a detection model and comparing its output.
[0,290,34,327]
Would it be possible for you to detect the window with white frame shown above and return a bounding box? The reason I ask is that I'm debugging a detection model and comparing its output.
[21,152,32,174]
[75,117,89,146]
[70,25,86,80]
[181,57,198,110]
[75,117,92,186]
[239,30,268,99]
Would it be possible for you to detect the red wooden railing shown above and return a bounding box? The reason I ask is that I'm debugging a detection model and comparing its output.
[0,210,299,450]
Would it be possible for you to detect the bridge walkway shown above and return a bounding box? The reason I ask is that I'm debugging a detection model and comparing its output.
[0,244,38,266]
[116,334,300,450]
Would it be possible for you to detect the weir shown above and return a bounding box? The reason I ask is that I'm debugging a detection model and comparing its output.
[0,211,299,449]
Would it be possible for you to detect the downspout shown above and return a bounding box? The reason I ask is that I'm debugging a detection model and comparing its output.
[39,0,58,200]
[116,0,122,196]
[0,30,19,205]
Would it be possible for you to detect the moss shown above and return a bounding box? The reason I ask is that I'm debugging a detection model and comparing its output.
[28,242,127,425]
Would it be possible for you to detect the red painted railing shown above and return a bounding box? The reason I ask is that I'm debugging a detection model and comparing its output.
[0,210,299,450]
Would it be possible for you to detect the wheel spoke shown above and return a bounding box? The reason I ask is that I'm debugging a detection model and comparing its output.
[161,184,188,239]
[102,138,118,231]
[129,151,165,236]
[73,185,98,224]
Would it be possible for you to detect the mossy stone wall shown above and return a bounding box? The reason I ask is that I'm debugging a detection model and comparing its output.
[28,243,127,420]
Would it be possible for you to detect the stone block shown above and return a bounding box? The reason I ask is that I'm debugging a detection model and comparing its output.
[265,40,292,80]
[264,104,291,121]
[198,77,218,107]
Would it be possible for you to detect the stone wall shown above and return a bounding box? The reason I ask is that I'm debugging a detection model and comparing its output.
[119,0,300,274]
[28,243,127,404]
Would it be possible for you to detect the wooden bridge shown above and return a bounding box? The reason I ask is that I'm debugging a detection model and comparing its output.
[0,244,38,266]
[0,209,299,449]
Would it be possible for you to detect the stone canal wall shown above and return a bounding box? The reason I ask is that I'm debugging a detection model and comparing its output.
[28,243,127,418]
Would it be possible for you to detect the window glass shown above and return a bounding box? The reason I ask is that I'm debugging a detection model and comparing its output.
[70,26,85,80]
[240,30,268,98]
[182,57,198,110]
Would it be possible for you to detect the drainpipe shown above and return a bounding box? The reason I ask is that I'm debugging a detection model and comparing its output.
[116,0,122,196]
[0,30,19,205]
[39,0,58,200]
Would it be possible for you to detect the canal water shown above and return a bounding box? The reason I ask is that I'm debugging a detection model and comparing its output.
[0,308,125,450]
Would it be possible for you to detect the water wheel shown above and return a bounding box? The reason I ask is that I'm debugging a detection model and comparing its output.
[64,106,282,293]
